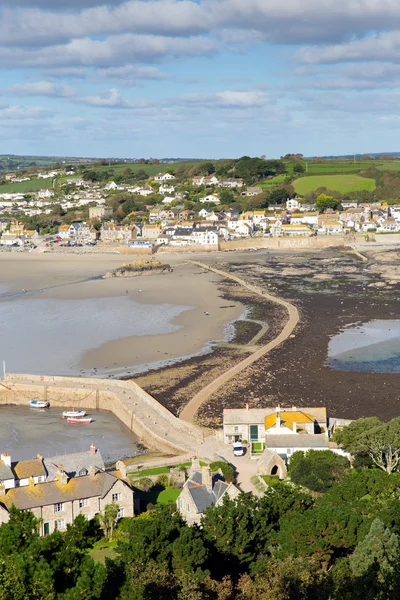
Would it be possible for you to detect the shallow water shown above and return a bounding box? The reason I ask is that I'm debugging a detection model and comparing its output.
[0,406,143,463]
[328,319,400,373]
[0,294,191,376]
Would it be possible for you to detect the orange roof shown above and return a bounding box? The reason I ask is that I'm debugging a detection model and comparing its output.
[265,411,314,431]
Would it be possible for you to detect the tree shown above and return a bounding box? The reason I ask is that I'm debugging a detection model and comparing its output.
[98,503,119,542]
[219,189,235,204]
[289,450,350,493]
[353,418,400,473]
[293,162,305,174]
[349,518,400,599]
[316,193,341,212]
[268,187,290,205]
[334,417,381,450]
[209,460,234,483]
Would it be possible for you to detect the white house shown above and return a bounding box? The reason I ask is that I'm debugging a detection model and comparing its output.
[159,184,175,194]
[286,198,301,210]
[199,194,220,204]
[162,196,176,204]
[154,173,176,182]
[191,229,219,246]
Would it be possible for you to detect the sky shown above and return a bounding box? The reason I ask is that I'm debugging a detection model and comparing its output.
[2,0,400,159]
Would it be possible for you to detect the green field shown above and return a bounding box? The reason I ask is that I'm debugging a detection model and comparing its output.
[139,488,182,506]
[0,178,52,193]
[91,161,199,176]
[293,174,376,195]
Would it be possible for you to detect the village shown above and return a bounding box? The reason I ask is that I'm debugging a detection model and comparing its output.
[0,165,398,250]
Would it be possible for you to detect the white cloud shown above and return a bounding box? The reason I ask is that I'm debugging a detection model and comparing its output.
[180,90,270,107]
[98,64,169,81]
[0,34,215,68]
[0,105,52,120]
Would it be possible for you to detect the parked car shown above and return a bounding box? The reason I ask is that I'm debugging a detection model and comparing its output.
[233,441,245,457]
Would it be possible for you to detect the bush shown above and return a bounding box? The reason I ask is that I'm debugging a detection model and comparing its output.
[134,477,153,491]
[156,474,170,488]
[210,461,235,483]
[289,450,350,493]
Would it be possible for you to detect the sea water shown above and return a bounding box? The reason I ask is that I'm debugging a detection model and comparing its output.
[328,320,400,373]
[0,294,192,376]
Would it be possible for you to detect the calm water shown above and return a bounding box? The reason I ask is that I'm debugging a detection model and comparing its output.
[0,293,191,376]
[0,406,144,463]
[328,320,400,373]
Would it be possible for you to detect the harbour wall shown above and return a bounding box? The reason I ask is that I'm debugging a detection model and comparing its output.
[219,236,346,251]
[0,374,203,456]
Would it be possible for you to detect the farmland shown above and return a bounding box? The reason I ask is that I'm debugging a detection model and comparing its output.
[0,179,52,193]
[293,174,376,195]
[90,160,199,176]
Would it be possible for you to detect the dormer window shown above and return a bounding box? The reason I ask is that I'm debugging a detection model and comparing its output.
[79,468,87,477]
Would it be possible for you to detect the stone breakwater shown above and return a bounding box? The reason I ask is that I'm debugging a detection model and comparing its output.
[0,374,204,456]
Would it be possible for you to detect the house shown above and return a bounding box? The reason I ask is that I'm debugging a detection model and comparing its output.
[162,196,176,204]
[38,189,55,199]
[290,212,318,226]
[69,222,96,243]
[223,405,327,444]
[89,206,112,220]
[244,186,262,197]
[198,207,213,219]
[176,458,241,526]
[318,217,344,235]
[199,194,220,204]
[0,233,24,246]
[138,186,154,196]
[142,224,162,239]
[159,184,175,194]
[154,173,176,182]
[281,224,312,236]
[100,222,136,244]
[58,224,70,239]
[0,219,10,232]
[265,434,330,462]
[0,469,134,536]
[218,178,243,188]
[192,176,219,187]
[43,446,105,482]
[191,228,219,246]
[286,198,301,210]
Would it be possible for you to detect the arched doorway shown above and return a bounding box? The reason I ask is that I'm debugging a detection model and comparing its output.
[271,465,279,476]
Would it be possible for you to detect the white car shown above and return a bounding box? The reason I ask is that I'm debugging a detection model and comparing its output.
[232,441,245,456]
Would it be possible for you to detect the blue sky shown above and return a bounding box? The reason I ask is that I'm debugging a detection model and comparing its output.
[2,0,400,158]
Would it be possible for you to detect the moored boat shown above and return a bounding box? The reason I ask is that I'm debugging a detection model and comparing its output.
[67,417,93,424]
[29,399,50,409]
[62,410,86,419]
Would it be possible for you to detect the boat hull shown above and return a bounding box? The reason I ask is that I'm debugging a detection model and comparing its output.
[62,410,86,419]
[29,400,50,409]
[67,417,93,424]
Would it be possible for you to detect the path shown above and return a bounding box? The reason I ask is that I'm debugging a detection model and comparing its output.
[179,261,299,422]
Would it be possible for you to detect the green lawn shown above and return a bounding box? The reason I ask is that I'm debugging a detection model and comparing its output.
[90,540,118,564]
[129,466,169,478]
[139,488,182,506]
[293,174,376,195]
[260,173,289,189]
[0,178,52,193]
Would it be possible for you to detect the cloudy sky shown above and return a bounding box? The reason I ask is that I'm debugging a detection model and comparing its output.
[1,0,400,158]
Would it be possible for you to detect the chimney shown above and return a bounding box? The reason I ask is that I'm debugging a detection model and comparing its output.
[276,407,281,429]
[202,466,213,493]
[1,453,11,468]
[55,469,68,486]
[293,421,297,433]
[116,460,127,479]
[0,486,5,496]
[88,465,97,477]
[245,403,249,412]
[90,444,97,455]
[37,453,43,461]
[189,456,200,477]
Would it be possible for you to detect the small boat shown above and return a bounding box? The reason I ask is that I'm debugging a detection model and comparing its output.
[67,417,93,424]
[29,399,50,409]
[62,410,86,419]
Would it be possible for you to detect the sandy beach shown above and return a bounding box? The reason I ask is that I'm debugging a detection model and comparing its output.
[0,253,244,377]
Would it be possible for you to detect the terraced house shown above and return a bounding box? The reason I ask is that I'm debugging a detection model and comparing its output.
[0,446,134,535]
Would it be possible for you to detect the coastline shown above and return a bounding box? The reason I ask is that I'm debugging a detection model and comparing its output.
[0,254,244,377]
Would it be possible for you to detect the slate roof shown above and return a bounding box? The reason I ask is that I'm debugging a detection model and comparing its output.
[223,407,327,426]
[184,470,229,514]
[0,460,14,481]
[266,434,329,449]
[12,459,46,480]
[2,472,119,511]
[44,449,105,481]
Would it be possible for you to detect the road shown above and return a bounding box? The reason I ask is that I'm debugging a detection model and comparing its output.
[179,260,299,422]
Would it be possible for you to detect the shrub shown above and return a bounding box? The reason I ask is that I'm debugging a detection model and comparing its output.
[134,477,153,491]
[210,460,235,483]
[289,450,350,493]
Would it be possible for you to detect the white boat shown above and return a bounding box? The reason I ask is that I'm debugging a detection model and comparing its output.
[67,417,93,424]
[62,410,86,419]
[29,399,50,409]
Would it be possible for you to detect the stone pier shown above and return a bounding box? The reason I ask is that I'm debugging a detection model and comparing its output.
[0,373,204,456]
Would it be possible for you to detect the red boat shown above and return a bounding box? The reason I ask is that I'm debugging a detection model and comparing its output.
[67,417,93,424]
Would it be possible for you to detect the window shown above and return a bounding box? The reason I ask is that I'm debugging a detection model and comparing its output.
[117,508,124,519]
[112,493,120,502]
[54,503,64,513]
[79,498,88,509]
[55,519,65,530]
[234,426,239,433]
[84,514,90,521]
[37,476,45,483]
[79,468,87,477]
[250,425,259,441]
[287,449,292,455]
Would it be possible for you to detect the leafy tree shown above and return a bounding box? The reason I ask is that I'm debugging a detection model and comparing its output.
[316,193,342,212]
[293,162,305,174]
[99,503,119,542]
[219,189,235,204]
[268,187,289,205]
[289,450,350,493]
[209,460,234,483]
[333,417,382,450]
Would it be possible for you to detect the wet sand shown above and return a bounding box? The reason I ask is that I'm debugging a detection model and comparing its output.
[0,405,143,463]
[0,253,243,377]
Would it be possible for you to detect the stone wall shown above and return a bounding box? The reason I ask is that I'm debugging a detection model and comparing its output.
[157,244,219,254]
[220,237,346,251]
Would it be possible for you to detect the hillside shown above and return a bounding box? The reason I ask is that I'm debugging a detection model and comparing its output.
[293,174,376,195]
